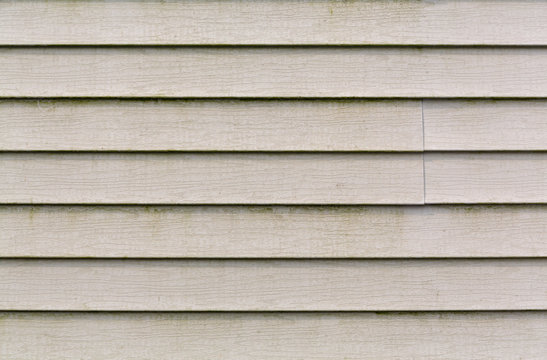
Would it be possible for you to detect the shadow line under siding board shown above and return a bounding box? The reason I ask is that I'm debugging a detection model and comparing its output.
[2,48,547,98]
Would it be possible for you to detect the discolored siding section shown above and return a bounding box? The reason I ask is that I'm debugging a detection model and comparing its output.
[1,1,546,359]
[1,0,546,45]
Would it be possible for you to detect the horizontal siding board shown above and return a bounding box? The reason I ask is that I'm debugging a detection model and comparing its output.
[2,312,546,360]
[1,0,547,45]
[0,100,423,151]
[425,153,547,204]
[0,153,424,204]
[424,100,547,151]
[0,259,545,311]
[1,205,546,258]
[2,48,547,98]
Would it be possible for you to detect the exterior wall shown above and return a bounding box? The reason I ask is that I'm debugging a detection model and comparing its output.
[1,1,546,358]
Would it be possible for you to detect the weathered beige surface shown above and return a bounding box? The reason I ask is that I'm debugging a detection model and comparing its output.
[425,153,547,203]
[2,312,546,360]
[0,153,424,204]
[2,0,547,45]
[424,100,547,150]
[2,0,547,357]
[1,259,545,310]
[0,100,422,151]
[2,48,547,97]
[2,205,546,258]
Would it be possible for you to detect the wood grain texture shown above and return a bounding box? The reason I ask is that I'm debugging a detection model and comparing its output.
[1,259,545,310]
[425,153,547,204]
[2,47,547,98]
[0,153,424,204]
[0,100,422,151]
[424,100,547,150]
[2,205,546,258]
[2,0,547,45]
[1,312,546,360]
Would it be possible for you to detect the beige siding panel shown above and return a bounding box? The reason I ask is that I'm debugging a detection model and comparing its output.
[0,100,422,151]
[425,153,547,204]
[0,153,423,204]
[1,205,546,258]
[2,1,547,45]
[2,312,546,360]
[1,259,545,310]
[424,100,547,150]
[2,48,547,98]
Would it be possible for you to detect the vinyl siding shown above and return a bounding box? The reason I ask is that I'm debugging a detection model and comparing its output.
[2,205,545,258]
[1,1,546,359]
[1,0,546,45]
[2,48,547,98]
[2,312,546,360]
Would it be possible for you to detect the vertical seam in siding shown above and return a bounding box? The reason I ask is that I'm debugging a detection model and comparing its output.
[421,99,426,204]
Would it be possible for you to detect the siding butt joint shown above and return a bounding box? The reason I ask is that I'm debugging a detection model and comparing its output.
[421,99,426,205]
